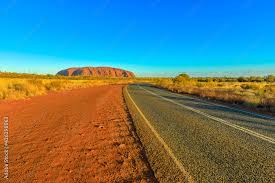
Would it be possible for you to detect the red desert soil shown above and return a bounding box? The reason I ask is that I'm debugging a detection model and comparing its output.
[0,85,155,182]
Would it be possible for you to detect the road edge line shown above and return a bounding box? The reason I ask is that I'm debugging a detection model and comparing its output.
[125,86,194,182]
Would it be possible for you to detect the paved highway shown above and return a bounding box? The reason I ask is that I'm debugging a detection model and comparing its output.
[125,84,275,183]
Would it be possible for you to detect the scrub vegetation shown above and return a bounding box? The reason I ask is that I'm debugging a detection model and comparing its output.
[0,72,152,100]
[1,72,275,113]
[155,74,275,113]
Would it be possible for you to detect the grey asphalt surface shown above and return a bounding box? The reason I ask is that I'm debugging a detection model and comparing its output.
[125,84,275,183]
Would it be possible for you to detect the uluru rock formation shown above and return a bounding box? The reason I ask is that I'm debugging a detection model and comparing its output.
[56,67,135,78]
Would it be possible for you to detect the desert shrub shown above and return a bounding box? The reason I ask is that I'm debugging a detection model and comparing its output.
[45,80,64,91]
[196,82,204,87]
[240,84,251,90]
[240,84,260,90]
[248,76,264,82]
[27,79,43,86]
[217,83,224,87]
[0,89,7,99]
[265,75,275,82]
[197,78,213,82]
[263,85,275,93]
[238,77,248,82]
[8,83,26,91]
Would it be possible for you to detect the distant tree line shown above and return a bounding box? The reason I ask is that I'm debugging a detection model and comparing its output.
[196,75,275,82]
[236,75,275,82]
[171,73,275,83]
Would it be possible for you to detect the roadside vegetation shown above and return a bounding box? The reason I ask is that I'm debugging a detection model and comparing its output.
[1,72,275,114]
[155,74,275,113]
[0,72,152,100]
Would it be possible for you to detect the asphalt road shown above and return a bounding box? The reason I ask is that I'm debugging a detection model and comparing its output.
[125,84,275,183]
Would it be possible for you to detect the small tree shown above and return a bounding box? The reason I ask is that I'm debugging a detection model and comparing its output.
[237,77,246,82]
[173,73,190,84]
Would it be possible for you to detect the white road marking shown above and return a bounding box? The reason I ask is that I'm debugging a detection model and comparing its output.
[125,86,194,182]
[140,86,275,145]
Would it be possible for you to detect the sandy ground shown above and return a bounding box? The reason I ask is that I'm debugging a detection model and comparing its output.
[0,85,155,183]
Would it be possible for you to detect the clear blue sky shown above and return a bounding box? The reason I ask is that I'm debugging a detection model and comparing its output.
[0,0,274,76]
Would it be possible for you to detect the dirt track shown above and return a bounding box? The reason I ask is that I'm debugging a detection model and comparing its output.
[0,85,155,182]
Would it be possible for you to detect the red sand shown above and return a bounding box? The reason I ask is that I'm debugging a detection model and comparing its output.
[0,85,155,182]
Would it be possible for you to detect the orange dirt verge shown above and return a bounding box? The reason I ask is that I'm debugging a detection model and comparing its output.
[0,85,156,182]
